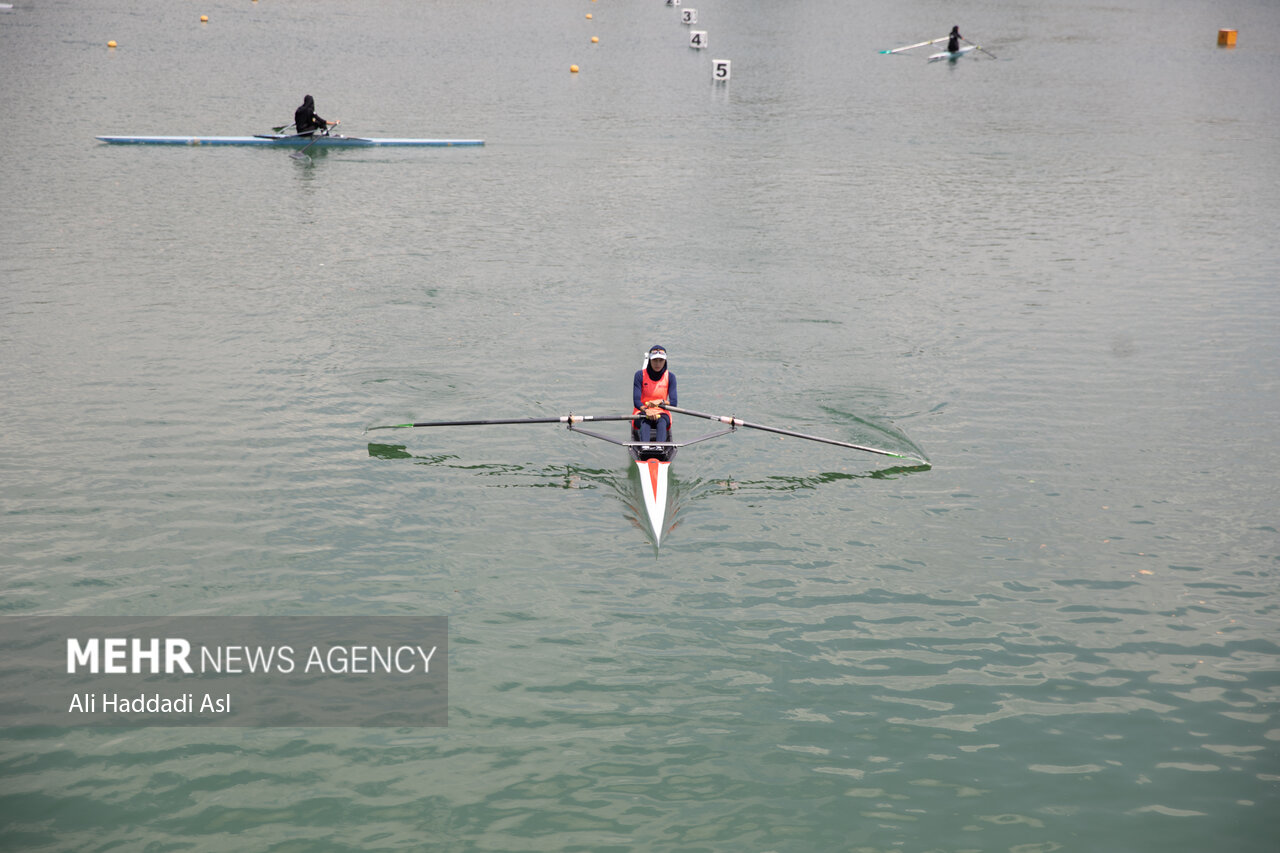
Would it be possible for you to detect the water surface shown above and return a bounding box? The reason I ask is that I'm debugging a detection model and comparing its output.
[2,0,1278,850]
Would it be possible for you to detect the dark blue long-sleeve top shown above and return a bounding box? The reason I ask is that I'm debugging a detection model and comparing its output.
[633,368,677,411]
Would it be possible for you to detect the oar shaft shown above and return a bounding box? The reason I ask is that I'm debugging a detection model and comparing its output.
[879,36,946,54]
[369,414,636,431]
[292,131,325,160]
[963,38,997,58]
[663,405,919,461]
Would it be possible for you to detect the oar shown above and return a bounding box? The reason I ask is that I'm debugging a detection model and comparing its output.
[963,38,998,59]
[271,122,295,133]
[879,37,947,54]
[367,413,638,432]
[291,133,322,161]
[290,120,340,161]
[662,405,926,463]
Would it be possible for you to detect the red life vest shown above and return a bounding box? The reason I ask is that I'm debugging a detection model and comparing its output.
[634,369,670,415]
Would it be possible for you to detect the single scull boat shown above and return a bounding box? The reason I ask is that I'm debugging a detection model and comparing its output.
[881,35,993,62]
[367,406,927,545]
[96,134,483,147]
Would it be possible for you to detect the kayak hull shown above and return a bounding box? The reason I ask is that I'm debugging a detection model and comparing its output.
[928,45,977,62]
[96,135,484,147]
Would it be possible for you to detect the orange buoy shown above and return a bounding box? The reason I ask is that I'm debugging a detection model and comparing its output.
[107,40,117,48]
[570,65,579,73]
[1217,29,1237,47]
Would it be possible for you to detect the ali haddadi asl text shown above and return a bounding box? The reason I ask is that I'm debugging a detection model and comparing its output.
[68,692,230,715]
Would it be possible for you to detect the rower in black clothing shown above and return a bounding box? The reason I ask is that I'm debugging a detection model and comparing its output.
[294,95,328,135]
[947,26,962,53]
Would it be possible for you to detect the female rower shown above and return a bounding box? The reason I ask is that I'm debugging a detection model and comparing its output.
[633,345,677,447]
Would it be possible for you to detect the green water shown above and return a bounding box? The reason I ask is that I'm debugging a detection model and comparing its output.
[2,0,1278,849]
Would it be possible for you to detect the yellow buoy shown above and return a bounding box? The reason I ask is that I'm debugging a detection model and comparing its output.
[200,15,208,23]
[107,40,117,48]
[591,36,599,43]
[1217,29,1237,47]
[570,65,579,73]
[585,13,592,19]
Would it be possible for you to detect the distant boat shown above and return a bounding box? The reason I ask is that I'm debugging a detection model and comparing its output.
[880,35,993,62]
[96,133,484,148]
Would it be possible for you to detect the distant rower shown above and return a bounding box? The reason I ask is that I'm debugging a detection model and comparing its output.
[633,345,677,448]
[947,26,962,53]
[294,95,328,135]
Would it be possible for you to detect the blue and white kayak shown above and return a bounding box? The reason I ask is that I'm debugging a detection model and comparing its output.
[96,134,484,147]
[928,45,977,62]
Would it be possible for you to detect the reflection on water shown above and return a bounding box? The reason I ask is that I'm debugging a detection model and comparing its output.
[368,442,617,488]
[370,441,677,545]
[368,442,932,546]
[705,463,933,494]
